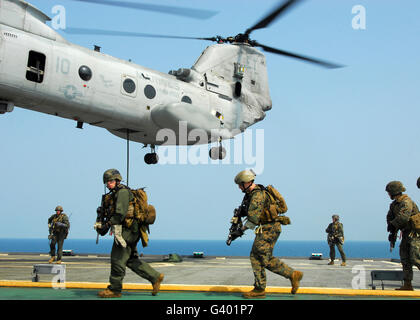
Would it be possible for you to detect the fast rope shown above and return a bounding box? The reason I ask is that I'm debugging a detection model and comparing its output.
[126,129,130,188]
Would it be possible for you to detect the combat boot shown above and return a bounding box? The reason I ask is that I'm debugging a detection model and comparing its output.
[55,260,62,264]
[242,289,266,299]
[98,289,122,298]
[328,260,334,265]
[152,273,164,296]
[396,280,414,291]
[341,262,346,266]
[48,256,55,264]
[290,270,304,294]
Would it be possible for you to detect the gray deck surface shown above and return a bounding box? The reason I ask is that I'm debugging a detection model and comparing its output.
[0,253,418,290]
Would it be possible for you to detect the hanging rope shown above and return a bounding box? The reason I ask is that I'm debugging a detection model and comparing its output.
[126,129,130,187]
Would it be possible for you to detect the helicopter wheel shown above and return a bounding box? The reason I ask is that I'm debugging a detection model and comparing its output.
[209,146,226,160]
[144,153,159,165]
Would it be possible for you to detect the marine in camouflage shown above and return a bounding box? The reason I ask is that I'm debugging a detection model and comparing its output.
[47,209,70,262]
[387,192,420,284]
[325,217,346,264]
[243,185,295,290]
[98,170,163,297]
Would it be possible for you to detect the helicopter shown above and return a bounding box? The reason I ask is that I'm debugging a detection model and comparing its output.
[0,0,342,164]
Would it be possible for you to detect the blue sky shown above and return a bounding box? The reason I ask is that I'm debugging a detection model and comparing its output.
[1,0,419,242]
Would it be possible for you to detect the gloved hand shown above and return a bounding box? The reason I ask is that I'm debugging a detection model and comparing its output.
[387,223,396,233]
[388,233,397,242]
[95,222,110,236]
[231,217,239,224]
[55,222,67,228]
[111,225,127,248]
[231,228,244,238]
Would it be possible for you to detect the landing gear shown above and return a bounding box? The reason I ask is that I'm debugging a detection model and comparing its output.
[144,153,159,165]
[144,145,159,165]
[209,139,226,160]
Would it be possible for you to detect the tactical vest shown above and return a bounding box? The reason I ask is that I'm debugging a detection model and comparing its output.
[244,184,291,225]
[107,185,156,248]
[327,222,344,245]
[51,214,69,238]
[389,194,420,234]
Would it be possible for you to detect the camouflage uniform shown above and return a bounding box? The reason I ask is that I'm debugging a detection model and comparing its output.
[387,194,420,282]
[105,183,161,294]
[48,212,70,261]
[325,221,346,263]
[244,185,295,290]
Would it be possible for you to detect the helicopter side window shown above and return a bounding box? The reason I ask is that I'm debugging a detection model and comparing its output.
[123,78,136,94]
[181,96,192,104]
[26,51,46,83]
[144,85,156,99]
[121,75,137,97]
[79,66,92,81]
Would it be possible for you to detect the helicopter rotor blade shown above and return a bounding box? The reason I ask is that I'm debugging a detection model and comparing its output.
[245,0,302,35]
[64,27,216,41]
[66,0,218,20]
[255,42,344,69]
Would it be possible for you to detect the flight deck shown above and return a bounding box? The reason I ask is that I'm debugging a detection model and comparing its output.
[0,253,419,300]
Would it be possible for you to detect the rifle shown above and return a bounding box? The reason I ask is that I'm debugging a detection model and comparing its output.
[48,223,55,242]
[95,193,111,244]
[226,205,247,246]
[386,209,397,252]
[388,232,397,252]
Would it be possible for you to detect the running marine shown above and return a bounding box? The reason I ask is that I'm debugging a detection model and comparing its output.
[95,169,164,298]
[232,169,303,298]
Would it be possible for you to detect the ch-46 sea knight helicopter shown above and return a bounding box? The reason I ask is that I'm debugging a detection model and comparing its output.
[0,0,342,164]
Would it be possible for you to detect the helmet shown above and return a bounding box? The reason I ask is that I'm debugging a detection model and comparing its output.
[332,214,339,221]
[234,169,256,184]
[417,177,420,189]
[55,206,63,212]
[103,169,122,184]
[385,181,406,196]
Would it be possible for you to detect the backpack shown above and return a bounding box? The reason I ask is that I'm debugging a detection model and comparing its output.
[126,188,157,248]
[124,188,156,242]
[265,185,288,214]
[260,184,291,225]
[409,202,420,234]
[130,188,156,225]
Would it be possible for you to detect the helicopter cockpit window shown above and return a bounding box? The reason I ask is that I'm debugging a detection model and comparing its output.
[78,66,92,81]
[123,78,136,94]
[181,96,192,104]
[26,51,46,83]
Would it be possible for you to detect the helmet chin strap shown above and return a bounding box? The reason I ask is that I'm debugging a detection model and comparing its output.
[241,181,254,193]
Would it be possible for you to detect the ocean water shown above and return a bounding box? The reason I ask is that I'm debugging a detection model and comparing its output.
[0,238,401,259]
